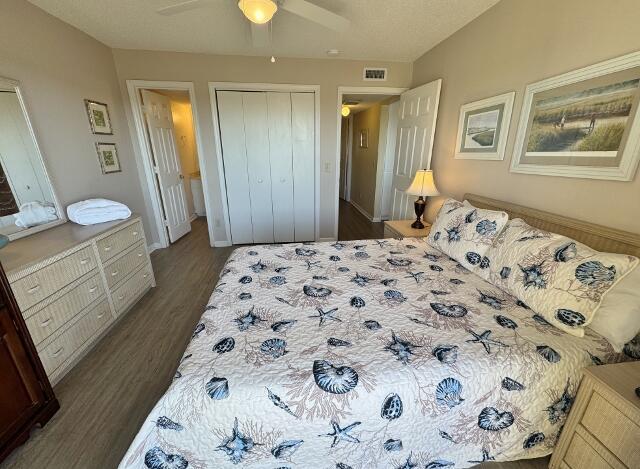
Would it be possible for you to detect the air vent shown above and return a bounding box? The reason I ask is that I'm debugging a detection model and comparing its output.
[363,67,387,81]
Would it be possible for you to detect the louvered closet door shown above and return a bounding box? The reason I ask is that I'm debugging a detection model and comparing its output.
[291,93,315,242]
[266,92,295,242]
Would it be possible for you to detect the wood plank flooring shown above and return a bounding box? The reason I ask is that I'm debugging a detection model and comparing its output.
[2,215,548,468]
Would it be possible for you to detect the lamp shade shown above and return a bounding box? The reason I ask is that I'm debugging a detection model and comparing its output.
[238,0,277,24]
[405,169,439,197]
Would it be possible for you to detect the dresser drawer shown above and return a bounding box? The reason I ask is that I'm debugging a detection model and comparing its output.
[581,391,640,467]
[112,264,152,316]
[40,300,112,376]
[564,432,613,469]
[25,272,105,346]
[12,246,97,310]
[96,220,143,262]
[104,241,147,289]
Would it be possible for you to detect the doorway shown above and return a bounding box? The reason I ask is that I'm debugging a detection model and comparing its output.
[127,81,207,249]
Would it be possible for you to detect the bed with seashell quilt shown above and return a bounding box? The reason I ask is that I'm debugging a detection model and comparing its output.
[120,210,640,469]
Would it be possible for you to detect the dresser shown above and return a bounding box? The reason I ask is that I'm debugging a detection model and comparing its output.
[550,361,640,469]
[0,216,155,385]
[383,219,431,238]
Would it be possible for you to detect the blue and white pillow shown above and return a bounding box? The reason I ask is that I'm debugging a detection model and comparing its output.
[427,198,509,271]
[482,218,639,337]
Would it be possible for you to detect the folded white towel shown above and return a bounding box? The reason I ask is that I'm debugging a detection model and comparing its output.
[67,198,131,225]
[14,201,58,228]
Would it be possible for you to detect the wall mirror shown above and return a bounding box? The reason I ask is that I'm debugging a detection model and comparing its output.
[0,77,64,240]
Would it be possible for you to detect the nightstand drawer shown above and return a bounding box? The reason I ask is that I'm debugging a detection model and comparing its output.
[582,392,640,467]
[565,432,613,469]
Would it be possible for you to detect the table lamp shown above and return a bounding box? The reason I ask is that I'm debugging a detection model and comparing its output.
[405,169,439,229]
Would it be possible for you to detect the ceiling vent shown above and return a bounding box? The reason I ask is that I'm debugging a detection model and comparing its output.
[363,67,387,81]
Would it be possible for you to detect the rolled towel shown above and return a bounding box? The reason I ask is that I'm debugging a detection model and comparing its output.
[67,198,131,225]
[14,201,58,228]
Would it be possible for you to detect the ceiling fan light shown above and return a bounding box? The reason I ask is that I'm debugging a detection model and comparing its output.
[238,0,277,24]
[341,105,351,117]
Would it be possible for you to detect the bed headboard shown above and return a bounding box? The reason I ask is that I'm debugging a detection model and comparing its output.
[464,193,640,257]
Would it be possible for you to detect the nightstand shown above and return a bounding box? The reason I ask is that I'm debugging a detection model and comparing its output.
[383,219,431,238]
[550,361,640,469]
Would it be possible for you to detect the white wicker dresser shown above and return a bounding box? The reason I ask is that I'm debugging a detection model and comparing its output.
[0,216,155,385]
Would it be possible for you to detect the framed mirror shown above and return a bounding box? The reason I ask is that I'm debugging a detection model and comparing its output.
[0,77,64,240]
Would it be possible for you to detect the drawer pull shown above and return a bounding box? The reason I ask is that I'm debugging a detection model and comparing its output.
[104,245,112,252]
[118,294,125,300]
[80,258,91,265]
[137,252,143,257]
[132,231,139,236]
[97,312,106,319]
[27,284,41,294]
[111,270,119,277]
[88,285,98,293]
[40,317,53,327]
[52,347,64,358]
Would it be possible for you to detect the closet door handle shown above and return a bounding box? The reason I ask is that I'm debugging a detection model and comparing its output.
[280,178,286,183]
[257,178,264,183]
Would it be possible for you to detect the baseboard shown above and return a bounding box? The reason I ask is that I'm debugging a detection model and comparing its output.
[147,242,161,254]
[189,213,198,222]
[349,200,376,222]
[317,237,337,242]
[213,240,232,247]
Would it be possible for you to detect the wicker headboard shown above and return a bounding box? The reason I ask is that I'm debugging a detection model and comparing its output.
[464,193,640,258]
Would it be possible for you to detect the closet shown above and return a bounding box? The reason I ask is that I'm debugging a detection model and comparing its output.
[216,91,315,244]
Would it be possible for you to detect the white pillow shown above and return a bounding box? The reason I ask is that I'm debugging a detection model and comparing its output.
[588,265,640,352]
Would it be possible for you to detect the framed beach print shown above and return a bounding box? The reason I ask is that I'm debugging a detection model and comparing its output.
[96,142,121,174]
[359,129,369,149]
[511,51,640,181]
[455,91,515,160]
[85,99,113,135]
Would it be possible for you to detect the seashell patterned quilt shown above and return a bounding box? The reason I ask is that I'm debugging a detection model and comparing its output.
[119,237,636,469]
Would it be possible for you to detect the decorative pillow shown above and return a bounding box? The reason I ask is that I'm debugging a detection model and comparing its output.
[427,198,509,270]
[587,265,640,352]
[483,218,639,337]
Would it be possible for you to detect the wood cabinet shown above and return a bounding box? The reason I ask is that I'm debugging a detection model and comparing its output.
[0,261,59,463]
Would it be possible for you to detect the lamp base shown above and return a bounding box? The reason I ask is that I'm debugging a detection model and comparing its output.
[411,196,426,229]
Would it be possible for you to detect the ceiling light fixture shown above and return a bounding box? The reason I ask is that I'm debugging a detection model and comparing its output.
[238,0,278,24]
[341,105,351,117]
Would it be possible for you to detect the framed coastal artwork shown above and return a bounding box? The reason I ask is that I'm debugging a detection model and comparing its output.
[511,51,640,181]
[95,142,121,174]
[85,99,113,135]
[455,91,515,160]
[359,128,369,149]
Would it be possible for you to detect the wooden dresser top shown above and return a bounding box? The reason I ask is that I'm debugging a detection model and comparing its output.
[0,216,140,275]
[586,361,640,412]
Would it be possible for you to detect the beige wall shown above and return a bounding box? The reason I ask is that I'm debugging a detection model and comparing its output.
[112,49,412,241]
[412,0,640,234]
[169,100,199,218]
[349,104,382,217]
[0,0,153,240]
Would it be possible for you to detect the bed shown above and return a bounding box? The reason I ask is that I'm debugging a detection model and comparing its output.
[120,194,639,469]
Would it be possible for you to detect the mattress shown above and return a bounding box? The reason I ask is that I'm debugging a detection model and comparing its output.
[120,237,628,469]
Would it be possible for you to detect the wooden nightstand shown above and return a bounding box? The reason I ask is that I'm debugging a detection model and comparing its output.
[550,361,640,469]
[383,219,431,238]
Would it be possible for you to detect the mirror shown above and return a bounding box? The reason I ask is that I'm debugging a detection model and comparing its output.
[0,77,63,239]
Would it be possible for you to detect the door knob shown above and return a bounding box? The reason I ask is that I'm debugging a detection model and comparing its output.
[257,178,263,183]
[280,178,286,183]
[179,174,184,180]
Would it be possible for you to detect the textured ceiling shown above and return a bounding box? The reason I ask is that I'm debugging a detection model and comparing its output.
[28,0,500,61]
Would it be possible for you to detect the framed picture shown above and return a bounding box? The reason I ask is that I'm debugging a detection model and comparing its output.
[359,129,369,149]
[511,51,640,181]
[85,99,113,135]
[455,91,515,160]
[95,142,121,174]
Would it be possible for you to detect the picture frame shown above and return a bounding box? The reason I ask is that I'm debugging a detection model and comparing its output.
[359,128,369,149]
[95,142,121,174]
[85,99,113,135]
[511,50,640,181]
[455,91,515,160]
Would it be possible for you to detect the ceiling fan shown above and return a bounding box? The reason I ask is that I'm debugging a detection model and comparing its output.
[157,0,350,42]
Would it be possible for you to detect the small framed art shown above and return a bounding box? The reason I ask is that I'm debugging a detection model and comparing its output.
[359,129,369,149]
[85,99,113,135]
[95,142,121,174]
[455,91,515,160]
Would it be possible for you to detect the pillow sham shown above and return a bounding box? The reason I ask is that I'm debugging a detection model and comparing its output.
[427,198,509,270]
[482,218,639,337]
[588,265,640,352]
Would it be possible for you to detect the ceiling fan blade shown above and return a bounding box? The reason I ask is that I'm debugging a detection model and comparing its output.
[250,23,271,48]
[157,0,211,16]
[280,0,350,32]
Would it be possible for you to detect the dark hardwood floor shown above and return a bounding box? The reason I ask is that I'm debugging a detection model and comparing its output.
[2,215,548,469]
[338,198,384,240]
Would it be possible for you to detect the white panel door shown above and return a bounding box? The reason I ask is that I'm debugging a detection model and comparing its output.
[242,92,275,244]
[381,100,399,220]
[290,93,315,242]
[266,92,295,242]
[391,79,442,220]
[141,90,191,243]
[217,91,254,244]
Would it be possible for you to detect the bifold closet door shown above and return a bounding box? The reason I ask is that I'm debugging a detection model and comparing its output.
[291,93,315,242]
